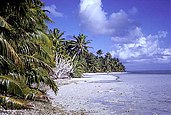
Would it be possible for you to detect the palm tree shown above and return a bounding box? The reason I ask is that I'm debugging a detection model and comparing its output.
[105,52,112,59]
[96,49,103,58]
[0,0,57,109]
[49,28,65,54]
[68,33,92,61]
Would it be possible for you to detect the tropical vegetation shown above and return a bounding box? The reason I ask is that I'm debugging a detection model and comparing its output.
[0,0,57,109]
[0,0,125,110]
[83,51,125,73]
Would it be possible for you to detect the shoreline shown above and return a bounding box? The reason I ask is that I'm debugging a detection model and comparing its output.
[47,72,122,114]
[1,73,171,114]
[0,72,123,115]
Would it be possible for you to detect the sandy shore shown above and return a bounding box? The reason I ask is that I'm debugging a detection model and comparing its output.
[47,72,121,114]
[0,72,121,115]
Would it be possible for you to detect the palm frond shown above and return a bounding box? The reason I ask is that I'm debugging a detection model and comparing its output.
[0,16,12,31]
[0,75,46,100]
[0,36,23,67]
[19,54,58,94]
[20,54,53,74]
[0,95,32,110]
[0,55,15,71]
[24,67,58,94]
[18,39,53,64]
[0,75,24,97]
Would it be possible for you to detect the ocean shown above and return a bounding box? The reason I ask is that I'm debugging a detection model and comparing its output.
[94,71,171,114]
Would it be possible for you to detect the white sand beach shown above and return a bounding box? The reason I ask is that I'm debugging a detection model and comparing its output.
[47,73,123,114]
[0,73,123,115]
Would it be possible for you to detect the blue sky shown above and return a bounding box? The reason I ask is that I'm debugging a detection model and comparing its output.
[42,0,171,71]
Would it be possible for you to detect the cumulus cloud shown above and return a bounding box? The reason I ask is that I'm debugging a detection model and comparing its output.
[79,0,170,64]
[111,27,143,43]
[79,0,110,34]
[110,31,171,63]
[44,5,63,17]
[79,0,139,36]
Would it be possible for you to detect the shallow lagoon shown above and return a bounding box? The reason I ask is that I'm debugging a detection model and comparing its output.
[95,73,171,114]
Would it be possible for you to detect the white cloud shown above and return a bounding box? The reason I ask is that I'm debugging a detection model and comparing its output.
[79,0,171,64]
[79,0,138,36]
[44,5,63,17]
[111,27,143,43]
[110,31,171,63]
[79,0,110,34]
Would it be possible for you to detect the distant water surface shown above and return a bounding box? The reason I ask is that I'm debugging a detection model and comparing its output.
[128,70,171,74]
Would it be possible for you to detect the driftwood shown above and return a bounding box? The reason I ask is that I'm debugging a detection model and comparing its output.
[53,54,73,79]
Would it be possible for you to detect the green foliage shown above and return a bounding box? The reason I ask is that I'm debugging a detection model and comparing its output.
[0,95,31,110]
[0,0,57,109]
[96,49,103,57]
[67,33,92,60]
[84,51,125,73]
[0,75,24,97]
[72,59,85,78]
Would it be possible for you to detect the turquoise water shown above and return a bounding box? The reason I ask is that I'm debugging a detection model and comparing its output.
[94,73,171,114]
